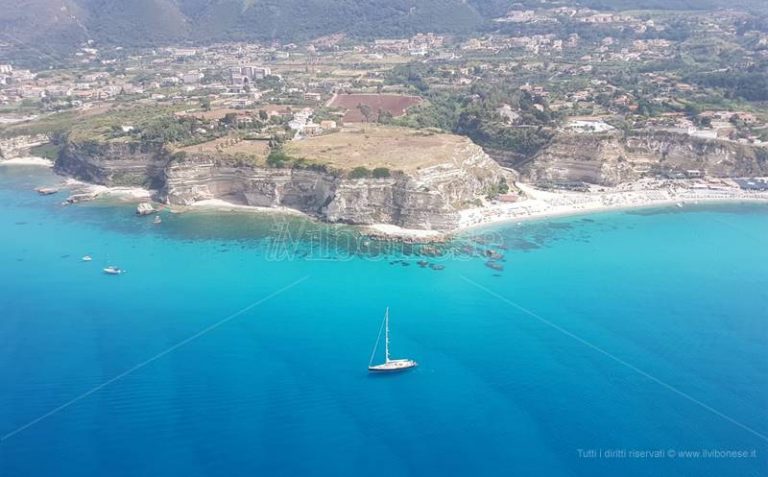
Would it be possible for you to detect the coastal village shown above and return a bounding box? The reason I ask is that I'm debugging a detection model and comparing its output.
[1,4,768,238]
[3,3,768,476]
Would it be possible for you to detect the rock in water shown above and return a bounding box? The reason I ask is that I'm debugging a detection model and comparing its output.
[35,187,59,195]
[136,202,156,216]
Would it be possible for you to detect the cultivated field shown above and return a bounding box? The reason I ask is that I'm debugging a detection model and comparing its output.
[328,94,421,122]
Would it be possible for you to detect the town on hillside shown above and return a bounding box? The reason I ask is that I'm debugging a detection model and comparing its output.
[0,4,767,195]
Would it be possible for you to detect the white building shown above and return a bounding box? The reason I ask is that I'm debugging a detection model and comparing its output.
[230,65,272,87]
[181,72,204,84]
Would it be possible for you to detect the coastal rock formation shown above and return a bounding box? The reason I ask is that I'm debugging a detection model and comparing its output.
[519,130,768,186]
[163,156,338,210]
[136,202,156,215]
[53,138,510,231]
[325,176,460,230]
[0,134,50,159]
[55,141,169,189]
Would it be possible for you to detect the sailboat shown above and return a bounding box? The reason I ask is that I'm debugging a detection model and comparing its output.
[368,307,417,372]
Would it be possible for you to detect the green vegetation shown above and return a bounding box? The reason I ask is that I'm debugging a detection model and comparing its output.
[344,166,392,179]
[266,149,292,168]
[484,177,510,199]
[2,0,767,64]
[685,70,768,102]
[372,167,391,178]
[264,148,335,173]
[391,66,556,157]
[29,143,63,160]
[348,166,372,179]
[0,111,78,139]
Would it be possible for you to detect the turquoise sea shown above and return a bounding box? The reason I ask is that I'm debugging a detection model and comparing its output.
[1,165,766,476]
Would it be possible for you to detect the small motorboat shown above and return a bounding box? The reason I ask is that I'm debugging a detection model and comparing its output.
[103,266,123,275]
[81,255,93,262]
[153,216,162,224]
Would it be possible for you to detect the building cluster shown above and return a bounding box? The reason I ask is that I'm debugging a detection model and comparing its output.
[372,33,446,56]
[0,6,765,149]
[493,7,657,33]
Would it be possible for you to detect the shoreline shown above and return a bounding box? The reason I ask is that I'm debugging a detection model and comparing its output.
[458,195,768,235]
[362,223,445,241]
[9,160,768,240]
[0,156,53,167]
[456,179,768,234]
[184,198,308,216]
[62,179,152,202]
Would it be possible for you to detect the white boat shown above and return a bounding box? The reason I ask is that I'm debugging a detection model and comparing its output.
[103,266,123,275]
[81,255,93,262]
[153,216,162,224]
[368,307,417,373]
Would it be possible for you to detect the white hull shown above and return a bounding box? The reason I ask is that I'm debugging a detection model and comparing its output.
[368,359,418,372]
[368,308,417,372]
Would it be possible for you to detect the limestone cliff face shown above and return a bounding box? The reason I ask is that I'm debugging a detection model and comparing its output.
[55,141,169,189]
[625,131,768,177]
[520,130,768,186]
[54,140,509,231]
[162,154,338,211]
[324,142,507,230]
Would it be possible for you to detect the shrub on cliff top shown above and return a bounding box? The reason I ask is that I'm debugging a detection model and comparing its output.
[372,167,391,178]
[348,166,371,179]
[266,150,290,168]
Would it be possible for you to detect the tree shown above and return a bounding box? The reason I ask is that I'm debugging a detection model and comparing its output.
[684,103,701,118]
[372,167,391,178]
[358,104,375,122]
[348,166,371,179]
[498,177,509,195]
[266,149,290,168]
[377,110,393,124]
[222,113,238,126]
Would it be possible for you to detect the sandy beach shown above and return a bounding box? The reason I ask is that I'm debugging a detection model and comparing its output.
[0,157,53,167]
[61,179,152,201]
[364,223,444,240]
[458,178,768,233]
[188,198,308,216]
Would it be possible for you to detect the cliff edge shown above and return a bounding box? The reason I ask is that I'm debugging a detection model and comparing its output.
[54,127,512,231]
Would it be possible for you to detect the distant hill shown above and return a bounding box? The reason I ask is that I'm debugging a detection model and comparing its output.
[0,0,764,59]
[583,0,767,11]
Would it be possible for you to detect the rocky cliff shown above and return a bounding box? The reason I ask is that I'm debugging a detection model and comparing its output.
[54,139,510,231]
[519,130,768,186]
[56,141,169,189]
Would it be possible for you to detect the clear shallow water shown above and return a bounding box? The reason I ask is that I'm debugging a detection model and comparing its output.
[1,166,767,477]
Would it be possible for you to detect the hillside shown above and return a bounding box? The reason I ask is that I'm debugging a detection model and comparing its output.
[0,0,764,57]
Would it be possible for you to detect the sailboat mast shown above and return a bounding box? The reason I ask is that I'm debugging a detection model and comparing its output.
[385,307,390,363]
